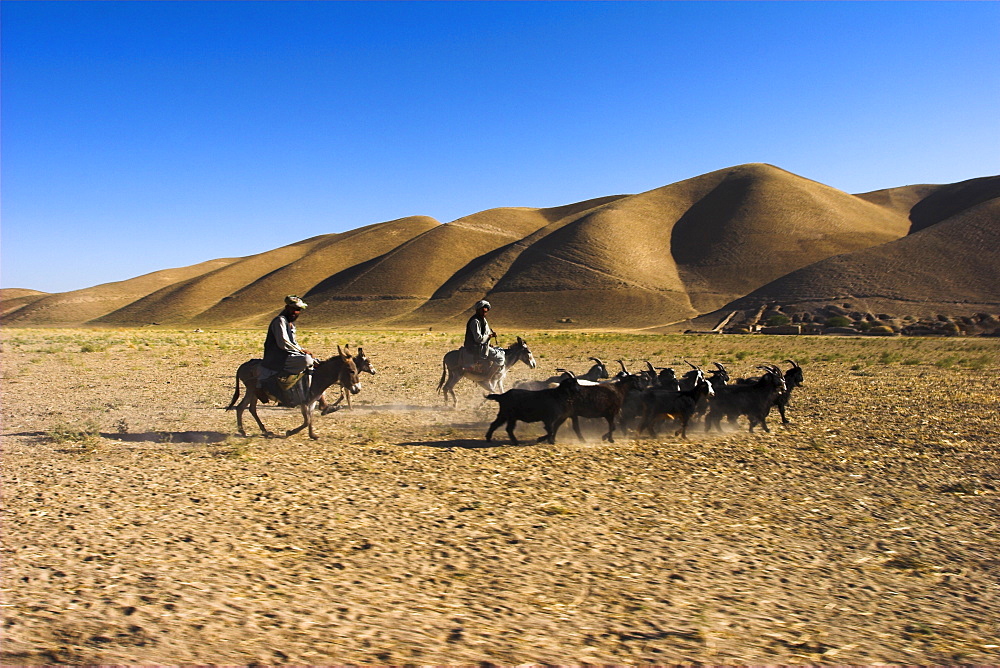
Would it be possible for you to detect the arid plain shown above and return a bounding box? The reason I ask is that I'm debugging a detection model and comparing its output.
[1,327,998,665]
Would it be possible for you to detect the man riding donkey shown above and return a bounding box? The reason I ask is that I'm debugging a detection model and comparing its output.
[257,295,326,407]
[462,299,506,377]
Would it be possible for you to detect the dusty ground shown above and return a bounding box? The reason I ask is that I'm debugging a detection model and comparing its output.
[1,328,999,665]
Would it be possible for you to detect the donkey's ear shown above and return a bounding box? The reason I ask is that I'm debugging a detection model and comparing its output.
[337,344,344,357]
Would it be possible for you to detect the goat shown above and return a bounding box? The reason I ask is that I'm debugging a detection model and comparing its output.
[637,367,716,439]
[656,366,680,391]
[732,360,803,424]
[567,373,644,443]
[485,376,580,446]
[677,361,727,391]
[705,365,786,433]
[543,357,610,384]
[775,359,804,424]
[617,364,657,434]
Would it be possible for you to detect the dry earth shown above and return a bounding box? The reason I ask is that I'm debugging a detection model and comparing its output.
[1,328,999,665]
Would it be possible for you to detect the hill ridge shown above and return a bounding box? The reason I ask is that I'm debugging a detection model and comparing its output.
[3,164,996,330]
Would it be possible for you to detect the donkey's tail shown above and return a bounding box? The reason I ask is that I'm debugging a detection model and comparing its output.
[224,371,242,410]
[436,358,448,393]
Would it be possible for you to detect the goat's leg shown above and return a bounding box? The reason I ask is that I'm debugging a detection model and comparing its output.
[677,415,689,439]
[506,419,520,446]
[777,401,789,424]
[571,416,586,442]
[704,411,716,432]
[543,416,569,444]
[485,413,505,441]
[602,415,615,443]
[641,415,659,437]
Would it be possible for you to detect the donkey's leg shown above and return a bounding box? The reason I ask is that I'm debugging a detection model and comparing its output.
[246,395,273,437]
[285,404,309,437]
[443,374,461,408]
[235,398,248,437]
[287,401,321,439]
[306,401,320,439]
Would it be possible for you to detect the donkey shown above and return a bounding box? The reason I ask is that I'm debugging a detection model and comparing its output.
[226,346,360,439]
[437,336,536,407]
[322,346,376,413]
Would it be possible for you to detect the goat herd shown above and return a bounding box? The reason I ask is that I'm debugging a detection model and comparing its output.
[227,343,803,445]
[485,358,804,446]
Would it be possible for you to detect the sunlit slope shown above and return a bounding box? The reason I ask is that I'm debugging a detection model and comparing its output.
[302,207,569,326]
[667,164,910,311]
[712,196,1000,316]
[856,175,1000,233]
[0,290,49,319]
[3,164,994,330]
[1,259,236,326]
[483,164,910,328]
[387,196,628,328]
[94,217,438,328]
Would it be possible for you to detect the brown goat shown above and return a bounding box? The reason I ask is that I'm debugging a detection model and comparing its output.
[568,374,644,443]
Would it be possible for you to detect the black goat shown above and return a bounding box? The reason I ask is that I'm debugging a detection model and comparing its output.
[732,360,803,424]
[568,373,644,443]
[637,368,716,439]
[705,365,786,433]
[657,368,680,391]
[775,359,804,424]
[485,376,580,445]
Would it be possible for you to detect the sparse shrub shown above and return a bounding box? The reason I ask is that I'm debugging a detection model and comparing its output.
[47,421,102,450]
[766,314,791,327]
[825,316,852,328]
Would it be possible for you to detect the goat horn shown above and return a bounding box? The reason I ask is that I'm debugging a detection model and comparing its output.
[785,358,799,369]
[645,361,656,373]
[714,362,727,372]
[616,359,628,373]
[684,359,698,370]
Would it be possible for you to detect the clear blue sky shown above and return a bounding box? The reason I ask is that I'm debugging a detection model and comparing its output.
[2,1,998,294]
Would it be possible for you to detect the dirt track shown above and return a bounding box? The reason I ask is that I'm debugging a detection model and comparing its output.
[2,329,999,665]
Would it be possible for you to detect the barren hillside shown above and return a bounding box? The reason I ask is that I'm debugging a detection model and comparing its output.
[3,165,996,330]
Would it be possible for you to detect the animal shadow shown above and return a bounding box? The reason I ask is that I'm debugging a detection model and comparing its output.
[398,437,518,450]
[110,431,230,444]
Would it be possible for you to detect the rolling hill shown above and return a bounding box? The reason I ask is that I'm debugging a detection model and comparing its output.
[3,164,997,331]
